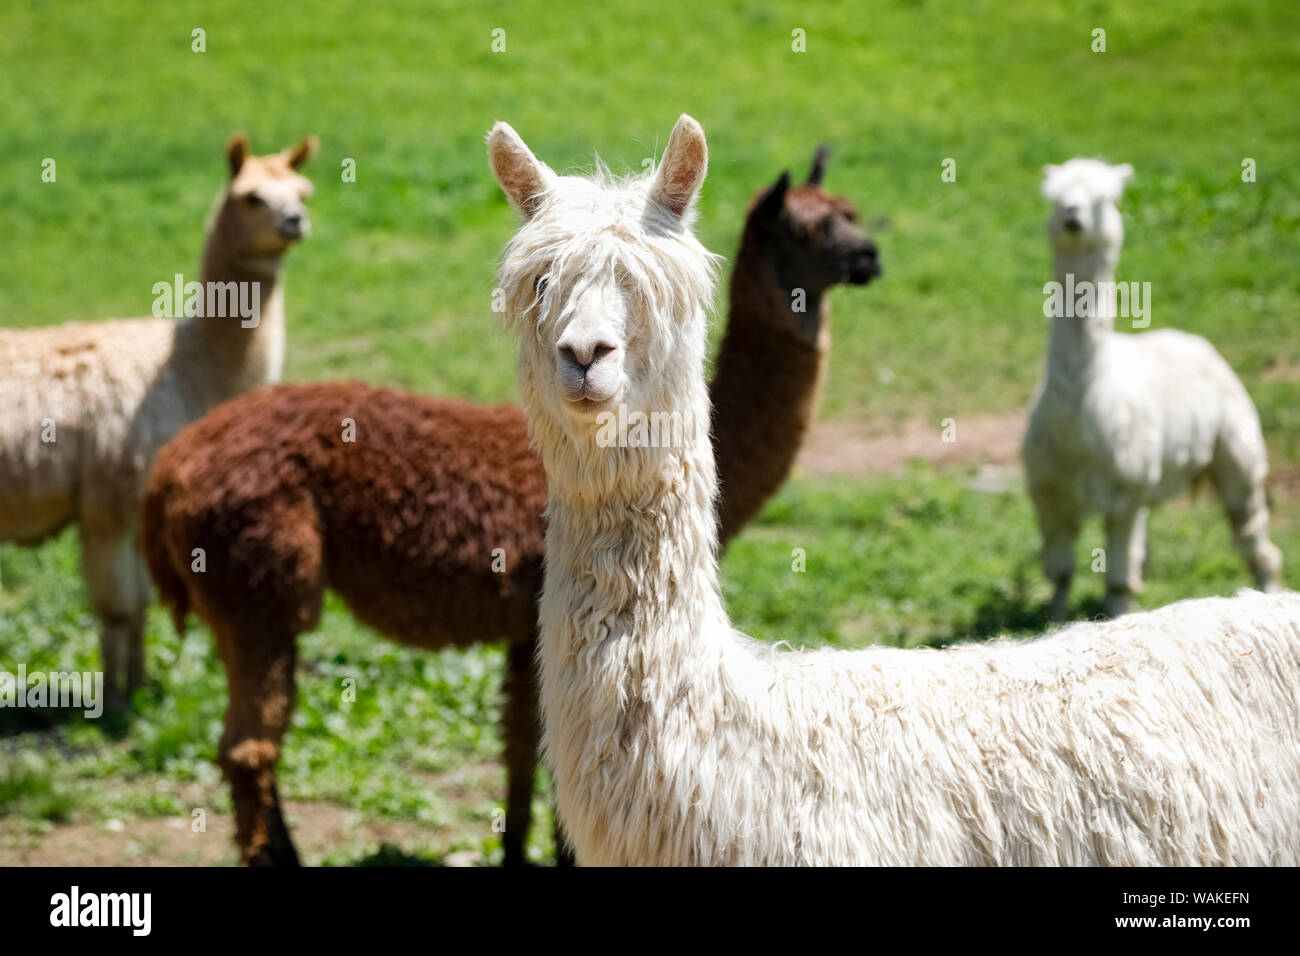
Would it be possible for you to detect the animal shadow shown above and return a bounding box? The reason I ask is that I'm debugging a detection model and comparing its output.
[349,843,447,867]
[929,570,1108,648]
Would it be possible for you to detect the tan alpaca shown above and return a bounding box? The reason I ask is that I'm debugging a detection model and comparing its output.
[0,134,315,702]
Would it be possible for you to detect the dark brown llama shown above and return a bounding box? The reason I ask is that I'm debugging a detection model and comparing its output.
[714,147,880,537]
[141,148,879,866]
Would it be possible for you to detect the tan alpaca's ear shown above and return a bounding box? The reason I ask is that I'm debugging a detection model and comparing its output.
[227,134,250,178]
[287,136,318,170]
[488,122,556,219]
[649,114,708,218]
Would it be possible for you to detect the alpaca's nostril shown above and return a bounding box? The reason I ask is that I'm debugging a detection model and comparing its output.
[1063,219,1082,233]
[558,344,588,373]
[280,213,305,239]
[846,244,882,283]
[559,341,616,374]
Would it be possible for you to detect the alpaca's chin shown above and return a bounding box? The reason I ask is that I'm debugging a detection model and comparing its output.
[560,383,625,418]
[567,395,615,415]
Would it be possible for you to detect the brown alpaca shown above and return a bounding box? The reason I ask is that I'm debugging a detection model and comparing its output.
[142,148,878,866]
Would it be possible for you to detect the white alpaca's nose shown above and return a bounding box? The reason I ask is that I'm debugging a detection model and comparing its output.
[556,330,621,404]
[558,339,617,372]
[556,284,624,404]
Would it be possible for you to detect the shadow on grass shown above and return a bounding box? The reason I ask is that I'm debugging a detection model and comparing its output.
[348,843,447,867]
[930,577,1109,648]
[0,698,135,739]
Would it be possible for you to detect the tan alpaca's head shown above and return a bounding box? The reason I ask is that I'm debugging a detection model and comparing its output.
[745,145,881,344]
[490,115,719,455]
[1042,158,1131,253]
[220,134,317,257]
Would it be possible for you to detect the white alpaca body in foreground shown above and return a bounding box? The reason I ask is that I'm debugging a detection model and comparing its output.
[491,118,1300,866]
[0,136,314,699]
[567,591,1300,866]
[1024,159,1280,619]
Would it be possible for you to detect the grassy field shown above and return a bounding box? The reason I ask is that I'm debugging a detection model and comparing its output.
[1,0,1298,864]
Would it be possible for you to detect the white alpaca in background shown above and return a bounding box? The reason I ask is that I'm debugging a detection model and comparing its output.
[1023,158,1281,619]
[491,117,1300,866]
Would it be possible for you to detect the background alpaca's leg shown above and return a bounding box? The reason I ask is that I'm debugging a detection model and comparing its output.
[1031,491,1080,620]
[216,620,301,866]
[1103,507,1147,617]
[1211,448,1283,591]
[501,632,541,866]
[501,628,575,865]
[81,527,150,707]
[552,807,576,866]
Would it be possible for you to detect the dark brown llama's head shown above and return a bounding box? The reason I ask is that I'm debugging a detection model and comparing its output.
[745,146,880,342]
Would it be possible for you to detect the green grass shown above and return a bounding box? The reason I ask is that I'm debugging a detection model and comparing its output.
[3,468,1296,862]
[2,0,1297,427]
[1,0,1298,863]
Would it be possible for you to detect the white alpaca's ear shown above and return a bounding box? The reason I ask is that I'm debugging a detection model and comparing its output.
[1113,163,1135,192]
[488,122,556,219]
[649,114,708,218]
[1041,164,1062,200]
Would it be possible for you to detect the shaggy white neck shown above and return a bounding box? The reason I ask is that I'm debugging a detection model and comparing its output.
[531,340,732,728]
[1047,245,1119,385]
[538,391,728,659]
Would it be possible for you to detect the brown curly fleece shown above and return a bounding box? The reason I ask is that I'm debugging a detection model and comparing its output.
[142,154,880,867]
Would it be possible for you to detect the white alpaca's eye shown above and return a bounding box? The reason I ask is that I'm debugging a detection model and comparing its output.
[534,275,549,296]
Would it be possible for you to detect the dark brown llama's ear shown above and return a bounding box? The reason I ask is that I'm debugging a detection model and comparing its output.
[227,134,250,178]
[755,170,791,220]
[806,145,829,186]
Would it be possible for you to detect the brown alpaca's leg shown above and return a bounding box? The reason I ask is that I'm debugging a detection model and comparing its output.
[501,629,576,865]
[217,623,301,867]
[553,800,576,867]
[501,632,541,866]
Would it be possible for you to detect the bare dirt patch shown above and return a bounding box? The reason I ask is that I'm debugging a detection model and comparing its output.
[1271,464,1300,502]
[0,761,504,867]
[0,802,457,866]
[1261,356,1300,383]
[798,413,1300,504]
[797,413,1027,477]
